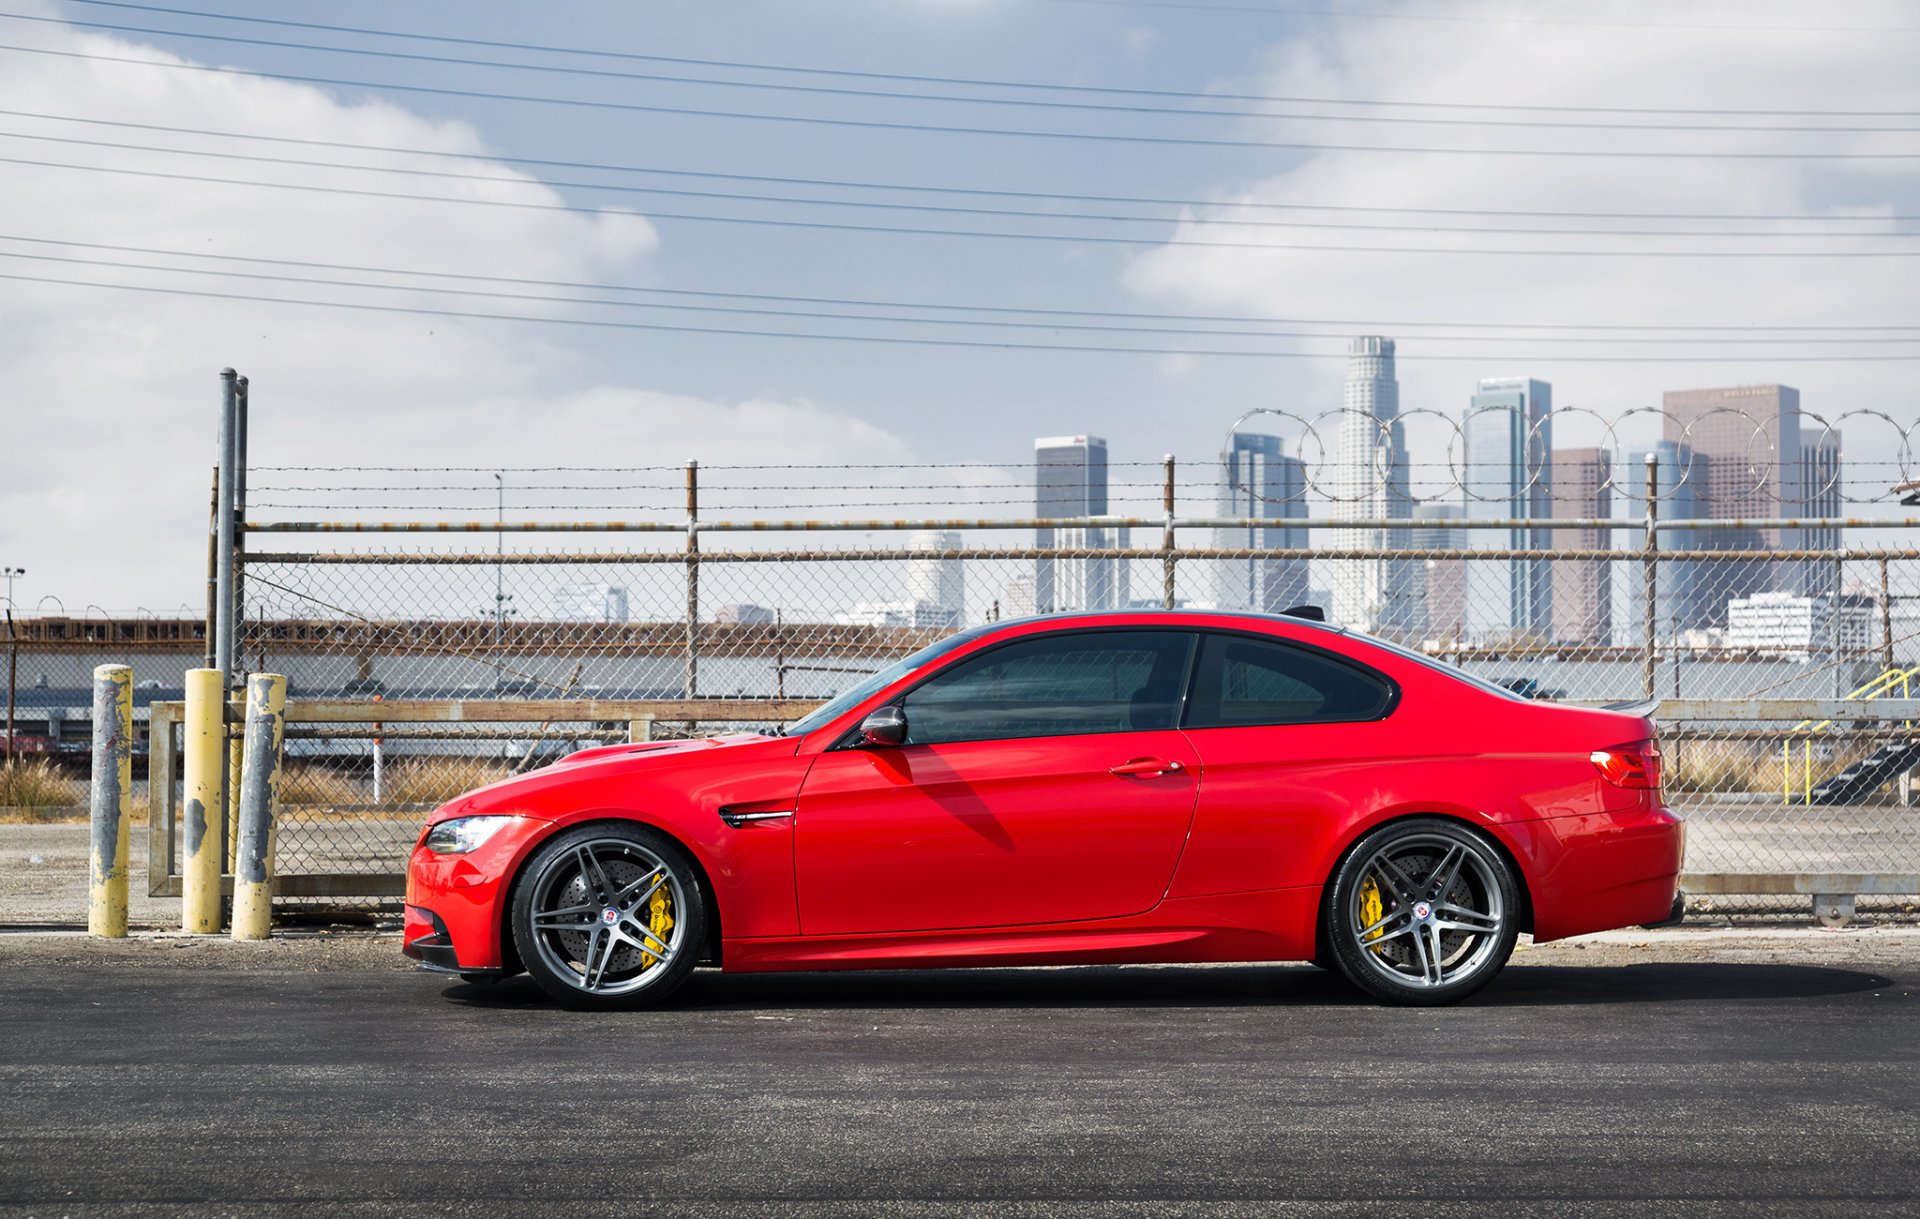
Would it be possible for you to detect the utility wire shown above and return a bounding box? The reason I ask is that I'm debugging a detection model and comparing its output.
[7,42,1919,160]
[57,0,1920,111]
[1032,0,1920,34]
[8,153,1919,257]
[10,267,1920,362]
[8,10,1918,134]
[9,246,1920,343]
[8,128,1913,240]
[3,235,1916,338]
[8,108,1911,224]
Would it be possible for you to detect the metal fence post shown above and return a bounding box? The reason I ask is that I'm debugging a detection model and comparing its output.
[88,663,133,938]
[232,374,248,677]
[232,672,287,942]
[180,667,225,933]
[214,369,237,681]
[1161,454,1177,610]
[1642,451,1659,700]
[684,460,700,700]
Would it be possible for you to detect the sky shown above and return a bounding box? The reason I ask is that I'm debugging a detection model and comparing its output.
[1,0,1917,612]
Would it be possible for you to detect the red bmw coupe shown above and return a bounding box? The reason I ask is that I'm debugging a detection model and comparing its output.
[404,611,1684,1007]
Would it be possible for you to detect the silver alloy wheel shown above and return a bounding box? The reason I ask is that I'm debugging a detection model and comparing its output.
[526,838,687,996]
[1347,832,1507,990]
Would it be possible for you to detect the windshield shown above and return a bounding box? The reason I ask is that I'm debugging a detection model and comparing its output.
[780,623,996,738]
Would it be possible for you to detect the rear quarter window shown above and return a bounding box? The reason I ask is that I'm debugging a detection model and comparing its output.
[1183,632,1396,728]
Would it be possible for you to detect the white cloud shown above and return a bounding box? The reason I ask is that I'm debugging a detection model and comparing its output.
[0,8,918,610]
[1121,0,1920,490]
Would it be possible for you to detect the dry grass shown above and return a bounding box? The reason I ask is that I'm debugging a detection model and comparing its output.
[377,756,514,806]
[0,758,85,820]
[278,764,365,808]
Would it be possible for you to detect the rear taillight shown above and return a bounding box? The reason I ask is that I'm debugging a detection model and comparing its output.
[1591,741,1662,790]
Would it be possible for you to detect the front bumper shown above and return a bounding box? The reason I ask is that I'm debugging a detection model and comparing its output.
[403,814,553,973]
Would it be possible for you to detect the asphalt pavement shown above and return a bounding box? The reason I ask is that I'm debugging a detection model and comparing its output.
[1,932,1917,1217]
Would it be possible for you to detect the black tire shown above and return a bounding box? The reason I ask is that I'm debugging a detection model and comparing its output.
[1322,817,1520,1006]
[510,822,707,1011]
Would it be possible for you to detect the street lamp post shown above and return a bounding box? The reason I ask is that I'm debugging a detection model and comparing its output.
[2,567,20,765]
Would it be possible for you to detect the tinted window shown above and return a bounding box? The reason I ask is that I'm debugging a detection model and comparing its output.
[1183,633,1393,728]
[902,630,1195,745]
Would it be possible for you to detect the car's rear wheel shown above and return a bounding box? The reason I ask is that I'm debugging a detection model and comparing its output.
[510,823,706,1011]
[1323,817,1519,1006]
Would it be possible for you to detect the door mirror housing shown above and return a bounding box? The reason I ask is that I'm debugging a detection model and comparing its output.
[858,706,908,747]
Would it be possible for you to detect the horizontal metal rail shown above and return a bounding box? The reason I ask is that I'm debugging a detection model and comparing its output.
[240,515,1920,536]
[242,546,1920,565]
[283,698,821,723]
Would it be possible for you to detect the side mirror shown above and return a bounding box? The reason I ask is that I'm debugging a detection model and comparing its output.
[859,706,907,747]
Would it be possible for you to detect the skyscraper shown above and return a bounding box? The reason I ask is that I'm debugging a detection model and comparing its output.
[1034,435,1110,613]
[1613,441,1699,645]
[1413,503,1466,642]
[1463,377,1553,642]
[1662,384,1833,617]
[1330,337,1419,634]
[1213,430,1308,612]
[1549,447,1611,646]
[904,531,966,628]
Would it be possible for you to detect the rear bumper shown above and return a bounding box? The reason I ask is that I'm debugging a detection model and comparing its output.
[1525,803,1686,941]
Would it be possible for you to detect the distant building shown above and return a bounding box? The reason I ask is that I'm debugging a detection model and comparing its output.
[1002,573,1038,619]
[904,531,966,628]
[1549,447,1611,646]
[1212,429,1308,612]
[551,585,629,623]
[713,603,776,626]
[1413,503,1466,643]
[1726,591,1873,659]
[1329,337,1419,635]
[1613,442,1700,645]
[1033,434,1110,613]
[1053,516,1131,611]
[1463,377,1553,641]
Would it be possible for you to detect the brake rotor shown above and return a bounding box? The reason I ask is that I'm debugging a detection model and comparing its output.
[555,856,656,977]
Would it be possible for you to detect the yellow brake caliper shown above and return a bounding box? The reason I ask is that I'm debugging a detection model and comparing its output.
[1359,875,1384,954]
[642,884,674,970]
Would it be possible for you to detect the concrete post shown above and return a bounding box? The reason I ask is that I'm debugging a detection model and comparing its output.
[88,664,133,938]
[231,672,287,942]
[180,667,225,933]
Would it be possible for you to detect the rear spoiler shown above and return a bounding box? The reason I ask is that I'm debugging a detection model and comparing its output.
[1602,698,1660,721]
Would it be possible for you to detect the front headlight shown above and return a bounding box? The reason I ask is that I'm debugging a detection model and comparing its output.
[423,815,518,855]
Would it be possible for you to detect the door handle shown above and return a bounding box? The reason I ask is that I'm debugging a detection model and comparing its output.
[1109,758,1185,778]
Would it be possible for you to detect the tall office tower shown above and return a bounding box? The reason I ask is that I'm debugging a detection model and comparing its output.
[1462,377,1553,642]
[1330,337,1419,635]
[1662,384,1809,614]
[1795,434,1843,600]
[1213,430,1309,612]
[1613,441,1699,645]
[1413,503,1466,643]
[904,531,966,628]
[1054,516,1131,610]
[1549,447,1611,646]
[1033,435,1109,613]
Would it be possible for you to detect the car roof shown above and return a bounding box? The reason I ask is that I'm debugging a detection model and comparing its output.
[982,608,1350,636]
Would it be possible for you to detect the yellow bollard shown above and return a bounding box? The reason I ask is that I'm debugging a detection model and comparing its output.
[180,668,226,933]
[88,664,133,938]
[231,673,287,942]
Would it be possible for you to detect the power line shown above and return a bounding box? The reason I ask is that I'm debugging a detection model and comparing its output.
[4,234,1916,337]
[9,266,1920,363]
[10,9,1919,135]
[7,42,1919,160]
[1032,0,1920,34]
[8,108,1912,225]
[9,152,1920,258]
[10,245,1920,344]
[9,128,1915,241]
[57,0,1920,112]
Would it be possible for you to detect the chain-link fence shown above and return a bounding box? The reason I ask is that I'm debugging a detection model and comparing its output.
[126,393,1920,918]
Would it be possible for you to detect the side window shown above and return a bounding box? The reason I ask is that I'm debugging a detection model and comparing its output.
[901,631,1195,746]
[1184,633,1393,729]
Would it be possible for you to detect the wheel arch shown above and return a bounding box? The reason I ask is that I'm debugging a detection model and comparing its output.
[501,812,726,970]
[1314,810,1537,957]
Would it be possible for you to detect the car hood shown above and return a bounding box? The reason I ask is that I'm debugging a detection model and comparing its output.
[423,732,792,824]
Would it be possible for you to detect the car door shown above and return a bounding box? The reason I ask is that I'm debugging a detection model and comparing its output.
[1167,630,1402,898]
[793,628,1201,936]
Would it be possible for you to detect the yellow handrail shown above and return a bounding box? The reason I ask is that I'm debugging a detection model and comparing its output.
[1781,665,1920,803]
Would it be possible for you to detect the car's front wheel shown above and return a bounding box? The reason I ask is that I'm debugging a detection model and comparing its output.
[510,823,706,1010]
[1322,817,1520,1006]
